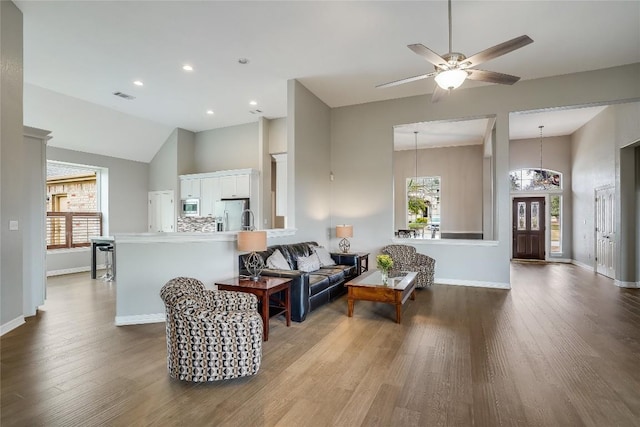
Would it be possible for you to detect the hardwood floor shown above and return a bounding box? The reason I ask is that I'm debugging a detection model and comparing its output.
[2,263,640,426]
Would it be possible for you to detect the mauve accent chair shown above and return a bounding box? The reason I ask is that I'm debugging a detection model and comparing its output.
[160,277,263,382]
[380,245,435,288]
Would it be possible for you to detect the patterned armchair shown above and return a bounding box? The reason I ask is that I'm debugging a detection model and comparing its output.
[380,245,435,288]
[159,277,263,382]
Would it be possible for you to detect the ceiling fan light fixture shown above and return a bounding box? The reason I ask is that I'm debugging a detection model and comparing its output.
[434,69,467,90]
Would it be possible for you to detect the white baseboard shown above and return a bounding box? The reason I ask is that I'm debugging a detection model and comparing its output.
[1,316,25,336]
[615,280,640,288]
[115,313,165,326]
[548,258,572,263]
[47,265,105,277]
[435,278,510,289]
[571,260,594,271]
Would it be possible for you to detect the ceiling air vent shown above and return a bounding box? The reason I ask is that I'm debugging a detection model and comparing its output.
[250,109,263,115]
[113,91,136,100]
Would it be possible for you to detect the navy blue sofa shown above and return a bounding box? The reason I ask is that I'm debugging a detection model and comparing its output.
[239,242,358,322]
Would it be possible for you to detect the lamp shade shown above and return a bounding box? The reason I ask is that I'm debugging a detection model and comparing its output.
[237,231,267,252]
[434,69,467,90]
[336,225,353,238]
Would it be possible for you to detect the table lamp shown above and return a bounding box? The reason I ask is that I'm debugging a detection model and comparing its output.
[336,225,353,253]
[237,230,267,281]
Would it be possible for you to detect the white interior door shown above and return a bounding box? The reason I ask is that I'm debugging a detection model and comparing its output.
[595,186,615,278]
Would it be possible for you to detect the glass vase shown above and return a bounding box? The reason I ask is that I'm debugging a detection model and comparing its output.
[381,270,388,284]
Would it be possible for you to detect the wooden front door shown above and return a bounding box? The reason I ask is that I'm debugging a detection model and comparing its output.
[512,197,545,260]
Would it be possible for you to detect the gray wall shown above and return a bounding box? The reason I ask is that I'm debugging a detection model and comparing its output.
[571,108,615,267]
[572,102,640,282]
[176,128,195,175]
[46,147,149,273]
[23,129,48,316]
[510,135,573,259]
[149,128,178,192]
[613,102,640,284]
[194,122,259,172]
[394,145,484,233]
[149,127,196,189]
[636,147,640,280]
[1,0,25,328]
[115,237,237,322]
[268,117,287,154]
[288,80,332,246]
[259,118,272,229]
[149,127,196,225]
[329,64,640,287]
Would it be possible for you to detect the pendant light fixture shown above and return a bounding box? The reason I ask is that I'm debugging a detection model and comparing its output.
[408,131,424,198]
[538,125,550,187]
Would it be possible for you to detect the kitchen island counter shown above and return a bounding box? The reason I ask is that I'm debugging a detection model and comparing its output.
[113,229,295,326]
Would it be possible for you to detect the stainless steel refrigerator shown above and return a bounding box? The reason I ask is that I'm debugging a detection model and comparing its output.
[214,198,249,231]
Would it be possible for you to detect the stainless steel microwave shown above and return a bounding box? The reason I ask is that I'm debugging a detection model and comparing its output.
[181,198,200,217]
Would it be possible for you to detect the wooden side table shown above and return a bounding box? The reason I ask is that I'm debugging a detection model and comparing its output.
[357,253,370,274]
[215,276,291,341]
[332,252,370,276]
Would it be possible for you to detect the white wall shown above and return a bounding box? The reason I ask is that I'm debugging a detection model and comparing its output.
[394,145,484,233]
[194,122,259,172]
[329,64,640,288]
[510,135,573,259]
[1,0,25,331]
[46,147,149,274]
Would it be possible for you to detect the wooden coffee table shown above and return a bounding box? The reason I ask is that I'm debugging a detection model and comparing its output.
[215,276,291,341]
[345,270,417,323]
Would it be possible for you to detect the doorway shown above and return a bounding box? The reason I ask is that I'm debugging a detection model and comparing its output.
[512,197,545,260]
[595,186,615,278]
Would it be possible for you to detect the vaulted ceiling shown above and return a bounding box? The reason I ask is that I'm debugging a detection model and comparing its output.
[16,1,640,162]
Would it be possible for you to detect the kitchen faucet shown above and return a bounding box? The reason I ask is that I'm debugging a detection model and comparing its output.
[241,209,255,231]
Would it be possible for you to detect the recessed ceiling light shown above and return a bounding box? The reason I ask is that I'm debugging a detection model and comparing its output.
[133,80,143,86]
[238,58,249,65]
[182,64,193,71]
[206,110,214,115]
[249,100,257,106]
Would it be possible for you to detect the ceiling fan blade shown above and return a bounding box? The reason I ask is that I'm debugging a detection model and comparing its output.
[431,85,448,103]
[462,35,533,68]
[467,69,521,85]
[376,72,437,89]
[408,44,448,68]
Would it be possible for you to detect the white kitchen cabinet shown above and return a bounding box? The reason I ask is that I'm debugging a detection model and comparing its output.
[220,174,250,198]
[180,178,200,199]
[200,177,221,217]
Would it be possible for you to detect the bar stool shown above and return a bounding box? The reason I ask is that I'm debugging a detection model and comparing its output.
[98,244,114,282]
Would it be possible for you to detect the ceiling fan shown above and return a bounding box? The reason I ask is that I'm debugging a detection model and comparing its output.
[377,0,533,102]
